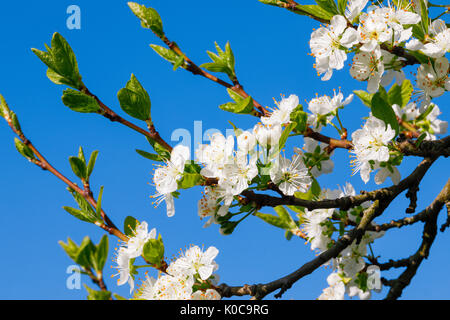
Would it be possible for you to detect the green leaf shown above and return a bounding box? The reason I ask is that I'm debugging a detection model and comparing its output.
[62,89,101,113]
[219,88,254,115]
[412,23,425,41]
[124,216,139,237]
[150,44,181,65]
[69,156,87,180]
[84,284,111,300]
[146,137,171,159]
[128,2,164,37]
[118,74,151,121]
[278,122,297,151]
[86,150,99,179]
[371,92,399,136]
[310,178,321,197]
[136,149,163,161]
[142,237,165,266]
[178,173,203,189]
[354,90,374,107]
[295,4,335,21]
[59,237,80,261]
[337,0,348,15]
[295,178,321,200]
[419,0,428,34]
[69,190,102,222]
[63,206,96,223]
[14,138,35,160]
[75,236,96,268]
[290,106,308,133]
[416,103,434,121]
[32,33,82,89]
[78,146,86,165]
[254,212,292,230]
[0,94,10,118]
[94,235,109,272]
[219,96,254,114]
[315,0,339,15]
[274,206,296,228]
[96,186,104,218]
[200,42,236,80]
[387,80,413,107]
[51,33,80,80]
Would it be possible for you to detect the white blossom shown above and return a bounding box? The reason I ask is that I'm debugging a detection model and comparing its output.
[416,57,450,104]
[310,15,358,80]
[152,145,190,217]
[270,154,312,196]
[421,19,450,58]
[261,94,299,126]
[350,50,384,93]
[167,245,219,281]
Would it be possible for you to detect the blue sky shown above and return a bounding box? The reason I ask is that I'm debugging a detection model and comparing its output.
[0,1,448,300]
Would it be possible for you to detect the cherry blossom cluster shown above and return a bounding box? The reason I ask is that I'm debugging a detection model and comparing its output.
[300,182,384,299]
[309,0,449,103]
[113,220,221,300]
[134,245,221,300]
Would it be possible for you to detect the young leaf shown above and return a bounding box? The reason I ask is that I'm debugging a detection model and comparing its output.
[371,92,399,136]
[118,74,151,121]
[124,216,139,237]
[150,44,181,66]
[128,2,164,37]
[290,106,308,133]
[254,212,292,230]
[75,237,96,268]
[63,206,97,223]
[96,186,104,217]
[69,156,87,180]
[32,33,82,89]
[136,149,162,161]
[14,138,35,160]
[337,0,348,15]
[200,42,236,80]
[62,89,101,113]
[294,4,335,20]
[387,80,413,108]
[84,284,111,300]
[315,0,339,15]
[86,150,99,179]
[177,173,203,189]
[274,206,296,229]
[354,90,374,107]
[142,237,165,266]
[219,88,255,115]
[59,237,80,261]
[419,0,428,34]
[94,235,109,272]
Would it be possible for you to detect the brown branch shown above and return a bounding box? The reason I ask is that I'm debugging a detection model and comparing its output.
[84,267,109,292]
[304,127,353,150]
[81,86,173,152]
[158,35,269,117]
[440,202,450,232]
[2,115,128,242]
[219,200,384,299]
[397,135,450,158]
[384,178,450,300]
[218,157,438,299]
[241,156,437,211]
